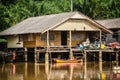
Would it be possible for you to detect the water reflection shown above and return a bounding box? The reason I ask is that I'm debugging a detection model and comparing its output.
[0,61,120,80]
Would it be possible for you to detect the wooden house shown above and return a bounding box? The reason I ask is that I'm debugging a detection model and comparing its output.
[96,18,120,43]
[0,12,112,62]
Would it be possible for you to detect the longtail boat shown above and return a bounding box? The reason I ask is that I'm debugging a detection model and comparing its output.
[53,58,82,63]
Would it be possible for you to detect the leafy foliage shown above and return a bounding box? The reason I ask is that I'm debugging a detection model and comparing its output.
[0,0,120,31]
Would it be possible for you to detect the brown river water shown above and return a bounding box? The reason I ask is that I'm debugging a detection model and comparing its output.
[0,62,120,80]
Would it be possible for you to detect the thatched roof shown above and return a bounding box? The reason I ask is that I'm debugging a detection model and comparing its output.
[96,18,120,29]
[0,12,112,36]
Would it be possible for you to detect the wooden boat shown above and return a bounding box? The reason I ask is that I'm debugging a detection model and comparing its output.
[53,62,83,68]
[53,58,82,63]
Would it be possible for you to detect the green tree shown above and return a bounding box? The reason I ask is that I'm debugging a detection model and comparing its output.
[0,0,120,31]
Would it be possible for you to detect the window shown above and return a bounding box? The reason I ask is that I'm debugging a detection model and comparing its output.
[40,33,47,41]
[19,35,23,42]
[40,33,55,41]
[28,34,33,41]
[49,33,55,40]
[72,32,86,41]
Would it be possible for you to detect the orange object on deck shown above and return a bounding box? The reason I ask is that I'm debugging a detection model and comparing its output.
[109,42,119,48]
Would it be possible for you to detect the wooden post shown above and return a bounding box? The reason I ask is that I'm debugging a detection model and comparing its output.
[24,62,28,78]
[45,53,49,76]
[69,30,73,59]
[24,48,27,62]
[99,50,102,79]
[45,31,49,65]
[34,48,37,63]
[84,50,87,62]
[34,48,39,63]
[99,51,102,62]
[84,50,87,79]
[116,51,118,61]
[47,31,49,52]
[99,30,103,79]
[99,30,102,46]
[116,51,119,66]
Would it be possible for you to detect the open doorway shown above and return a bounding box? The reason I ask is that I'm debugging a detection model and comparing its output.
[61,31,67,45]
[27,48,34,62]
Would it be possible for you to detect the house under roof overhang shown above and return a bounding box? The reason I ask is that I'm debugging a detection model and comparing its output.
[96,18,120,29]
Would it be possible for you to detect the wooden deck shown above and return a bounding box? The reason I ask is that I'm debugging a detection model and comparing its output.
[36,46,70,53]
[36,46,116,53]
[34,46,120,63]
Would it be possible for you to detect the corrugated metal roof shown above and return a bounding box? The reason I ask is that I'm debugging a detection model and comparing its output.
[96,18,120,29]
[0,11,112,35]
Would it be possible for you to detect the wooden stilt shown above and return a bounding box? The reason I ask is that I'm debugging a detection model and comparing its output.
[84,50,87,62]
[34,48,39,63]
[34,50,37,63]
[116,51,118,61]
[99,50,102,79]
[24,48,27,62]
[84,50,87,79]
[116,51,119,66]
[45,53,49,65]
[99,50,102,62]
[24,62,28,78]
[45,53,49,78]
[69,30,73,59]
[45,30,50,78]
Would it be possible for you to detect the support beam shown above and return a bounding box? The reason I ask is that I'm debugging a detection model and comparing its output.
[69,30,73,59]
[34,49,40,63]
[47,31,49,52]
[24,62,28,78]
[84,50,87,79]
[45,31,49,65]
[24,48,27,62]
[116,51,119,66]
[84,50,87,62]
[99,30,102,48]
[99,30,103,79]
[99,50,102,79]
[99,51,102,62]
[34,48,37,63]
[45,53,49,77]
[99,51,102,71]
[116,51,119,62]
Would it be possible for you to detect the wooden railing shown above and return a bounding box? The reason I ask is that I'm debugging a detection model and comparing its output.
[36,46,70,53]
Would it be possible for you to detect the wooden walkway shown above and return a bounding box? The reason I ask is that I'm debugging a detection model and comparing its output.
[34,46,120,63]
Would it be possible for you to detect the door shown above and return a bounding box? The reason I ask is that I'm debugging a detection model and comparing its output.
[61,31,67,45]
[27,48,34,62]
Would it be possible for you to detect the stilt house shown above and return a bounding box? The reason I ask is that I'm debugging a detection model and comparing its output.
[0,12,112,62]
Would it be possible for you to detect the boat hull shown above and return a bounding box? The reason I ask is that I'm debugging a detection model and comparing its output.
[54,59,81,63]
